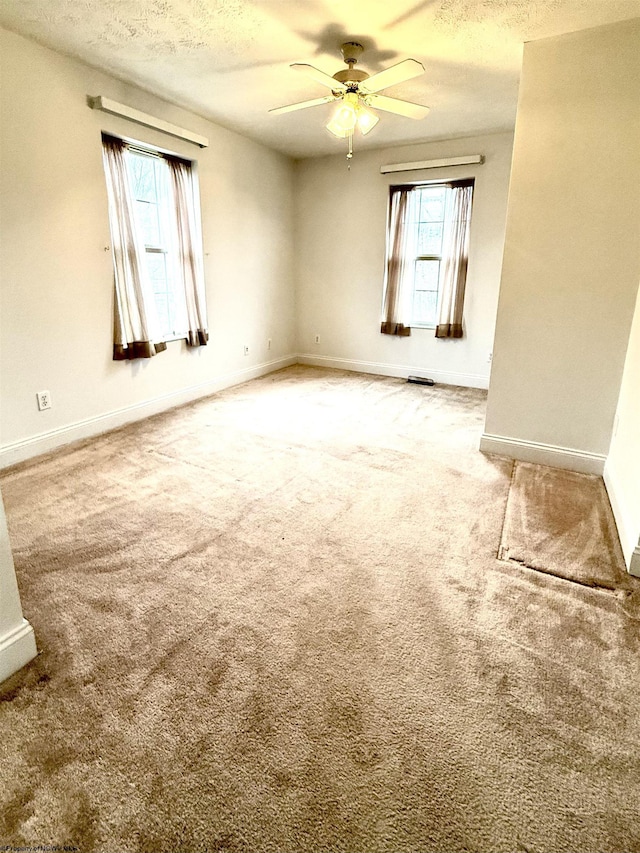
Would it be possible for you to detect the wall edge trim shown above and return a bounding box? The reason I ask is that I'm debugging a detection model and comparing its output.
[0,356,296,469]
[603,458,640,572]
[0,620,37,685]
[630,546,640,579]
[297,354,489,389]
[479,433,606,475]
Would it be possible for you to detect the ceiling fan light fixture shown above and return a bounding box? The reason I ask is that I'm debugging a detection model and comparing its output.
[326,99,380,139]
[356,103,379,135]
[326,92,359,138]
[325,120,349,139]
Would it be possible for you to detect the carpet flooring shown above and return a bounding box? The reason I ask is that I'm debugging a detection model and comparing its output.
[498,461,627,589]
[1,365,639,853]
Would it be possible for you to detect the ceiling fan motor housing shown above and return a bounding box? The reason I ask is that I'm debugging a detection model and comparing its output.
[333,68,369,85]
[334,42,369,87]
[341,42,364,64]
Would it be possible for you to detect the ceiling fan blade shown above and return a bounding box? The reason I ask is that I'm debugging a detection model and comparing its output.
[291,63,347,91]
[361,58,425,94]
[364,93,430,120]
[269,95,339,115]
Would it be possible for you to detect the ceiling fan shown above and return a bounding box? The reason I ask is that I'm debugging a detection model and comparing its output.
[269,42,430,159]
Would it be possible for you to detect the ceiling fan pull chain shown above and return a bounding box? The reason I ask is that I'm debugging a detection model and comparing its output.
[347,130,353,168]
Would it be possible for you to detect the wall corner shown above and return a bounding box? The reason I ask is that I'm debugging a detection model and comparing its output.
[0,491,37,684]
[630,543,640,579]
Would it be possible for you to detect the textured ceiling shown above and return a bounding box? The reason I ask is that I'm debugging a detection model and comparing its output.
[2,0,639,158]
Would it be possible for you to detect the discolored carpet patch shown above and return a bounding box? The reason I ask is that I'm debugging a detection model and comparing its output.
[1,366,639,853]
[498,461,627,590]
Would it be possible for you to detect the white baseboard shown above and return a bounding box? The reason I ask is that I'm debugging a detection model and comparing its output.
[604,458,640,575]
[297,354,489,390]
[0,619,37,685]
[630,547,640,579]
[0,356,296,469]
[479,433,606,475]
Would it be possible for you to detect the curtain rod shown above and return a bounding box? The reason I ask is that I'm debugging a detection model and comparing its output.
[89,96,209,148]
[380,155,483,174]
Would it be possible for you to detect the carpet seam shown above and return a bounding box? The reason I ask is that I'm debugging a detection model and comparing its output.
[499,555,627,596]
[495,457,517,561]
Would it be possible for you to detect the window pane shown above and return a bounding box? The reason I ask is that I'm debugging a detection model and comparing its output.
[417,221,444,255]
[414,259,440,291]
[136,200,161,246]
[412,258,441,326]
[419,188,446,222]
[146,252,167,283]
[145,252,170,337]
[130,156,157,202]
[154,296,170,337]
[412,289,438,326]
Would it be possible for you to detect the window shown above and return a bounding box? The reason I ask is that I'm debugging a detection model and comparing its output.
[409,184,448,328]
[381,180,474,339]
[127,149,187,339]
[101,134,208,361]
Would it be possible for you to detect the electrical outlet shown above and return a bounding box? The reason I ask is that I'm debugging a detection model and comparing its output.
[267,338,272,351]
[37,390,51,411]
[314,334,320,345]
[244,345,249,356]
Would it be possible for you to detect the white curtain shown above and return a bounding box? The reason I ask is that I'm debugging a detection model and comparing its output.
[435,182,473,339]
[166,156,209,347]
[381,187,415,336]
[102,136,165,360]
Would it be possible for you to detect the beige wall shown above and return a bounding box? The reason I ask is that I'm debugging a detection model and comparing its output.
[605,280,640,574]
[483,19,640,469]
[294,132,514,388]
[0,28,296,465]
